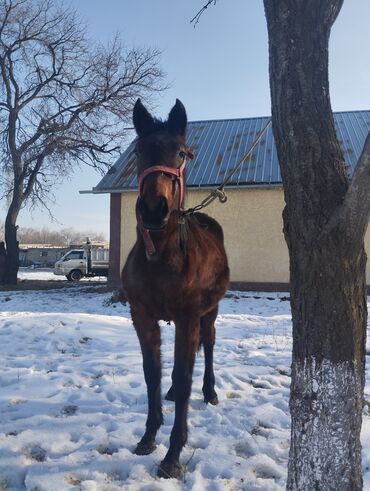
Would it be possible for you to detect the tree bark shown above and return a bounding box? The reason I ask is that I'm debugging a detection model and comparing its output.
[3,196,22,285]
[4,220,19,285]
[263,1,366,489]
[0,242,6,283]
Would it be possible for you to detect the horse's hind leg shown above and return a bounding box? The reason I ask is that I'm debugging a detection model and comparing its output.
[158,317,200,479]
[132,310,163,455]
[200,306,219,405]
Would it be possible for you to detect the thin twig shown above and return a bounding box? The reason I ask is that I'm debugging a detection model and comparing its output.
[183,447,197,482]
[190,0,217,27]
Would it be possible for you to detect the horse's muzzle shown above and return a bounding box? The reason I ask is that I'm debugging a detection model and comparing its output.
[137,196,169,231]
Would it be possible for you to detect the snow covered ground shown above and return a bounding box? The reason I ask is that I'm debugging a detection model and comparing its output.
[18,268,107,283]
[1,285,370,490]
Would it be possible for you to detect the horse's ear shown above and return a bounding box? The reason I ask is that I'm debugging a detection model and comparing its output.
[133,99,155,136]
[168,99,187,136]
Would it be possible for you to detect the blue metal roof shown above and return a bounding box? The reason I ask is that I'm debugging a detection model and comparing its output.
[94,110,370,192]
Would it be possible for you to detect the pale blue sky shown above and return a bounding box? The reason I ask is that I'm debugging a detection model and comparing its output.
[14,0,370,237]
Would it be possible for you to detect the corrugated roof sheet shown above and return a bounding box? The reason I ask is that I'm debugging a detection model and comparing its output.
[94,110,370,192]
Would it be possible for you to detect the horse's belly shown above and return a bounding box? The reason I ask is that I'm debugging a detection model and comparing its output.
[123,249,229,322]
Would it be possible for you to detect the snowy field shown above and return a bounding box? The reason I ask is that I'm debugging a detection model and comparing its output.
[1,286,370,490]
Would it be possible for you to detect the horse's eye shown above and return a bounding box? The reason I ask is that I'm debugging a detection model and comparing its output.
[179,150,186,159]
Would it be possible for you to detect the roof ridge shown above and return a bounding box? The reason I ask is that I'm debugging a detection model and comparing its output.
[188,109,370,125]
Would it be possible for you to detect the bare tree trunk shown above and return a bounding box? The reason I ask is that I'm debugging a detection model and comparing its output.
[4,221,19,285]
[263,0,366,488]
[0,241,6,283]
[3,201,21,285]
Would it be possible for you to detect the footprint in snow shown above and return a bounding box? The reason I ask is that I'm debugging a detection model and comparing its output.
[105,391,116,402]
[254,462,281,480]
[70,432,80,443]
[79,336,92,344]
[235,440,258,458]
[6,430,19,437]
[65,475,82,486]
[25,445,47,462]
[251,420,274,436]
[251,380,271,389]
[96,443,119,455]
[60,405,78,416]
[226,391,242,399]
[251,424,272,438]
[276,367,291,377]
[91,371,104,380]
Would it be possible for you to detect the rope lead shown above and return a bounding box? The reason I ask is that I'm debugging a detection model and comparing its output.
[182,118,271,216]
[182,187,227,216]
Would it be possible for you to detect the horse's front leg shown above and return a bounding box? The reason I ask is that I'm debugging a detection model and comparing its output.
[158,317,200,479]
[132,310,163,455]
[165,306,219,405]
[201,306,219,405]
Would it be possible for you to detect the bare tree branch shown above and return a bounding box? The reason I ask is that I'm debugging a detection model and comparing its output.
[0,0,165,283]
[190,0,217,27]
[334,133,370,243]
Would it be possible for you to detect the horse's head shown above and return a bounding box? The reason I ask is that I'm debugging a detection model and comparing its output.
[133,99,192,231]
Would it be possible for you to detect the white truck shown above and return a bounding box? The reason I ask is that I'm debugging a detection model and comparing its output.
[54,247,109,281]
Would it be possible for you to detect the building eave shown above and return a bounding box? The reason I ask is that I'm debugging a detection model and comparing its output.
[80,182,284,195]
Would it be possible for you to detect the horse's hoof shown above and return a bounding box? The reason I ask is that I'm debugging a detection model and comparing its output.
[165,387,175,401]
[204,393,219,405]
[157,460,184,479]
[134,440,157,455]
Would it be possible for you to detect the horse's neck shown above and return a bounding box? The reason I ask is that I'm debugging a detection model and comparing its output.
[139,221,184,265]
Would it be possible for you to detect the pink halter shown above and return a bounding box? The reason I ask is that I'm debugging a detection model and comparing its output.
[138,160,187,207]
[136,150,194,257]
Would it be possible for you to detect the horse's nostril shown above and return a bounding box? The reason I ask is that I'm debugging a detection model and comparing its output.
[138,198,149,216]
[158,198,168,216]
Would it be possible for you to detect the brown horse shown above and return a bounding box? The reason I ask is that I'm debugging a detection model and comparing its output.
[122,99,229,479]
